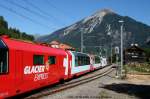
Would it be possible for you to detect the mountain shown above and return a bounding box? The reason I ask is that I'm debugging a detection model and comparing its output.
[37,9,150,54]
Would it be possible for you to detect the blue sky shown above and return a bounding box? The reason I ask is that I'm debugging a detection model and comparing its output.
[0,0,149,35]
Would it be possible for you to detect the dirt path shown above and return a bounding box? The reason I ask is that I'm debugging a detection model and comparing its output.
[126,74,150,85]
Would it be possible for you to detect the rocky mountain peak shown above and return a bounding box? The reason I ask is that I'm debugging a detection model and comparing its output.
[37,8,150,52]
[63,9,115,35]
[93,9,115,17]
[82,9,115,25]
[80,9,115,33]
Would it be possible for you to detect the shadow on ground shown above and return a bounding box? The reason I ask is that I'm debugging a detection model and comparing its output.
[102,83,150,99]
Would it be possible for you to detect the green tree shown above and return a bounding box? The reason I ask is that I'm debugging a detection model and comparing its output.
[0,16,35,41]
[0,16,8,29]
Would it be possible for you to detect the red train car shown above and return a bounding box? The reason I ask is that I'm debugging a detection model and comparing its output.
[0,36,71,98]
[0,35,98,98]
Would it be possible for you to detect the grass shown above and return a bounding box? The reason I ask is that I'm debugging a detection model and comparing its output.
[124,62,150,74]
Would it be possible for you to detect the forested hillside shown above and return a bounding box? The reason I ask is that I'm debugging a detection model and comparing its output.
[0,16,34,41]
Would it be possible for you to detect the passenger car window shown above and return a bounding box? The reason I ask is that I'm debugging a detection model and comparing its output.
[0,49,8,74]
[33,55,44,65]
[75,56,78,66]
[0,40,8,74]
[48,56,56,65]
[95,56,100,64]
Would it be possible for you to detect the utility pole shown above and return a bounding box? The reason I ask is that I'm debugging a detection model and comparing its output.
[115,46,119,78]
[107,24,113,64]
[104,48,107,58]
[119,20,124,77]
[111,43,113,64]
[99,46,102,56]
[81,31,84,52]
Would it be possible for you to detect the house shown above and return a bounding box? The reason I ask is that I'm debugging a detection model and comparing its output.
[124,44,146,63]
[49,40,75,50]
[49,40,60,48]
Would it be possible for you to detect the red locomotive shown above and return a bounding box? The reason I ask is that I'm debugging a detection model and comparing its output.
[0,36,107,98]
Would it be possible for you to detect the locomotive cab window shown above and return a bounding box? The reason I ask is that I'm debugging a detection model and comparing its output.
[0,40,8,74]
[33,55,44,65]
[48,56,56,65]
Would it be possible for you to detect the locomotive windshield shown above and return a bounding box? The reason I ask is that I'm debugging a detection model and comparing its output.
[0,40,8,74]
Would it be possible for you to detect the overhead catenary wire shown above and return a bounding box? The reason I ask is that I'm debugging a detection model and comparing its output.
[5,0,55,25]
[23,0,66,26]
[0,3,54,29]
[46,0,76,21]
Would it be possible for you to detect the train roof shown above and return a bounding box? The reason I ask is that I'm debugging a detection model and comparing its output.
[0,36,66,55]
[69,51,90,56]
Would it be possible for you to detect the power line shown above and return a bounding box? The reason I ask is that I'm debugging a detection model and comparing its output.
[5,0,52,22]
[0,3,53,29]
[46,0,76,21]
[23,0,65,26]
[5,0,58,29]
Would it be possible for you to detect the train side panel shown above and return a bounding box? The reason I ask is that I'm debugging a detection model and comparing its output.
[20,51,67,96]
[0,37,67,98]
[0,48,16,98]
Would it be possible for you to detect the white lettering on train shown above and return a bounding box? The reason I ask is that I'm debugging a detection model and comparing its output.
[24,66,49,81]
[34,73,49,81]
[24,65,45,74]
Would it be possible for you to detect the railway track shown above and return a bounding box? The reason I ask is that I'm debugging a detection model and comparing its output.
[23,66,114,99]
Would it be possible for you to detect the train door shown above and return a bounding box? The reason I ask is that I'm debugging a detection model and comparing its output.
[65,51,72,78]
[47,55,59,82]
[0,41,11,92]
[15,51,23,86]
[64,52,69,76]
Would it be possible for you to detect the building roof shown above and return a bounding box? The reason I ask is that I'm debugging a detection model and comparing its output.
[49,40,60,45]
[49,40,75,50]
[125,45,145,52]
[59,43,75,50]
